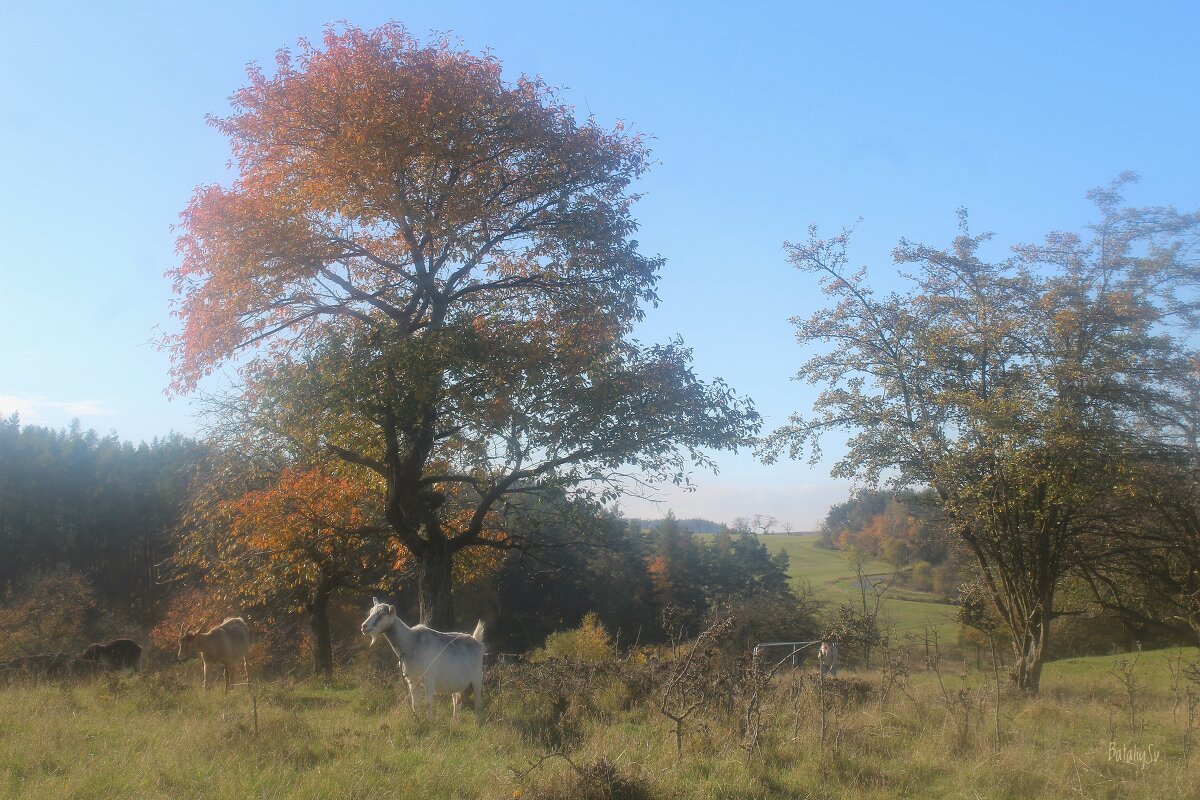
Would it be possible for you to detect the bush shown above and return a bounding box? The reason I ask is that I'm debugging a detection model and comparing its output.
[722,587,821,655]
[909,560,934,592]
[490,660,603,748]
[521,755,654,800]
[532,612,615,664]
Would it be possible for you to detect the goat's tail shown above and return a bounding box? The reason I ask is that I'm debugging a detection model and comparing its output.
[472,620,485,644]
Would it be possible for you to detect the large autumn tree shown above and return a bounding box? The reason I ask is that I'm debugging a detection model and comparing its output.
[765,176,1200,692]
[167,23,757,628]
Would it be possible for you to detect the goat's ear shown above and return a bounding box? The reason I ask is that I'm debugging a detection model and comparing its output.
[372,596,380,606]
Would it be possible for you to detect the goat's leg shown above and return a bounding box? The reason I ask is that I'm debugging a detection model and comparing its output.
[405,678,419,713]
[201,656,209,690]
[460,681,477,716]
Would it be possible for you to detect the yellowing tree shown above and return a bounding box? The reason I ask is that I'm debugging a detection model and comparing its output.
[767,177,1200,692]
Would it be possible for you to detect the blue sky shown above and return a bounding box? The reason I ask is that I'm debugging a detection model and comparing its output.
[2,2,1197,528]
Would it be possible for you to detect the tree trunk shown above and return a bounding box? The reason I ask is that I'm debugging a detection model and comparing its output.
[307,585,334,677]
[961,523,1055,696]
[417,539,456,630]
[1010,609,1049,693]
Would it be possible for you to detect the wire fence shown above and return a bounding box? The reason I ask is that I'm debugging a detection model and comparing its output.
[751,640,823,669]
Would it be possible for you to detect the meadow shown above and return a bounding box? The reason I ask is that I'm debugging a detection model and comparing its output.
[759,533,958,635]
[2,535,1194,799]
[1,646,1197,799]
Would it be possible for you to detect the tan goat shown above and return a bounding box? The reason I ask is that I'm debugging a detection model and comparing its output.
[177,617,251,690]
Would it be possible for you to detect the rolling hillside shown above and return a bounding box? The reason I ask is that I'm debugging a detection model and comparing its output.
[759,533,958,635]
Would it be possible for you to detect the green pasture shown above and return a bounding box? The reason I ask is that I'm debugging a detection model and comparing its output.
[3,645,1198,799]
[759,533,958,635]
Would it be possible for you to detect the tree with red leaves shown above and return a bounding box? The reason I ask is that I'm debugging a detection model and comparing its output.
[167,23,757,628]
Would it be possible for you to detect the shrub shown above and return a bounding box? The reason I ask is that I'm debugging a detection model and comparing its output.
[520,754,654,800]
[490,660,601,748]
[909,560,934,592]
[532,612,615,664]
[1049,613,1128,658]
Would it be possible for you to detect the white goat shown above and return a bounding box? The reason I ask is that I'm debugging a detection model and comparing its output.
[360,598,485,717]
[819,640,839,677]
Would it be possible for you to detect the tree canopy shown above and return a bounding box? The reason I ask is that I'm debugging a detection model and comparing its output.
[167,23,758,626]
[767,176,1200,691]
[173,459,389,674]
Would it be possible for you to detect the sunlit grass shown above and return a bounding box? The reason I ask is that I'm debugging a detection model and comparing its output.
[1,647,1196,798]
[0,668,526,800]
[759,533,958,634]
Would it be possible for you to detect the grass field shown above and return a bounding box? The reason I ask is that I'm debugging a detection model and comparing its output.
[2,645,1198,799]
[759,533,958,634]
[1,535,1192,798]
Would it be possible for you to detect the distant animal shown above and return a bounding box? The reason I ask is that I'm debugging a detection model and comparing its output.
[819,640,839,677]
[360,598,485,717]
[80,639,143,672]
[639,646,666,667]
[177,617,251,690]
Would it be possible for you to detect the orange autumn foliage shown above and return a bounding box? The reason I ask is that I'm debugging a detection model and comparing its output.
[646,554,671,596]
[166,22,653,394]
[835,503,919,562]
[148,586,234,653]
[175,465,387,617]
[430,481,508,585]
[224,467,373,555]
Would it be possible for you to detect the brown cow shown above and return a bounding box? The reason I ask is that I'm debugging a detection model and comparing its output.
[177,617,251,690]
[81,639,143,672]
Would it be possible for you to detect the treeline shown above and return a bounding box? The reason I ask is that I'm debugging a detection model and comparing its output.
[487,512,817,654]
[0,419,817,670]
[0,416,202,622]
[625,517,724,534]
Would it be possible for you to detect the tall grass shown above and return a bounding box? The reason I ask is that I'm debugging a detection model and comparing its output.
[1,649,1197,799]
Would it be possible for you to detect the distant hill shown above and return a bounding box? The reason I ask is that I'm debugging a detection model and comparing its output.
[625,518,819,536]
[624,517,724,534]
